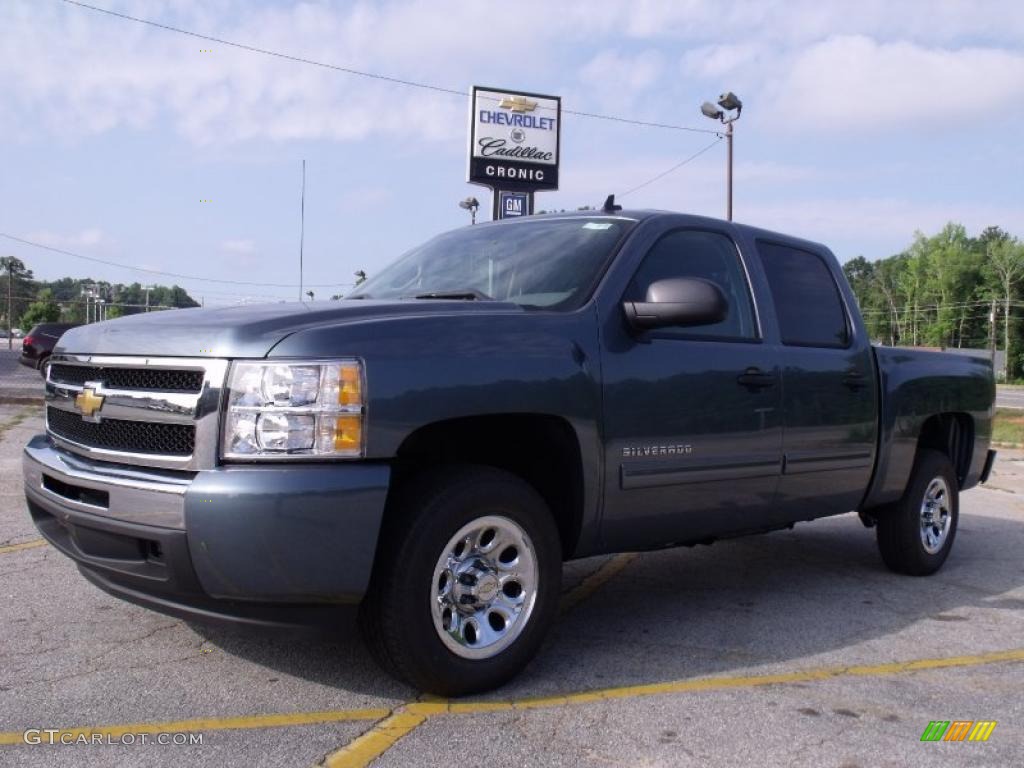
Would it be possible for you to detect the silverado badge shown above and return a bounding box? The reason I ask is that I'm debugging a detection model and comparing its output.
[75,387,105,420]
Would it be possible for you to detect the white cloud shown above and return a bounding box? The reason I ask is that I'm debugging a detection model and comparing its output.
[580,50,666,92]
[681,43,766,79]
[220,239,255,254]
[764,35,1024,131]
[2,1,1022,145]
[24,228,106,248]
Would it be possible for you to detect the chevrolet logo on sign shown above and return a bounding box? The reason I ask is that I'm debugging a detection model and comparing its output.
[498,95,538,113]
[75,387,105,421]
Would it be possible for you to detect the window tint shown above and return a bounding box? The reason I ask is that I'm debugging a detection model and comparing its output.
[625,230,756,339]
[757,242,849,347]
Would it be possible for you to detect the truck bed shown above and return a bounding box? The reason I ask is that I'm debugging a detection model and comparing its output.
[863,346,995,509]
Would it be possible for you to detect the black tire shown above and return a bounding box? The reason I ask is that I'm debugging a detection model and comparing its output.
[876,449,958,576]
[359,465,562,696]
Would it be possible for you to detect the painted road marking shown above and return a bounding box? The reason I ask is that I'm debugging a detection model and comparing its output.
[0,539,46,555]
[560,552,637,614]
[319,646,1024,766]
[322,703,447,768]
[329,553,642,765]
[4,648,1023,753]
[0,707,391,746]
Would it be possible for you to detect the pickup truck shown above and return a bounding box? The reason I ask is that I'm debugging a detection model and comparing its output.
[24,208,996,695]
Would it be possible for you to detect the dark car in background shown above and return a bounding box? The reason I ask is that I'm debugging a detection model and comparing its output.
[19,323,79,376]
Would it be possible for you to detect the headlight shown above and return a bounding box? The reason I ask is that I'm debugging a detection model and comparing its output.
[222,360,365,459]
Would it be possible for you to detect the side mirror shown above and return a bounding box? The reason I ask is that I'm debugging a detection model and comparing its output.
[623,277,728,331]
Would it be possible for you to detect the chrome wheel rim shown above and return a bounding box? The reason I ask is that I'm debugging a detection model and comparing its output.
[431,515,538,660]
[919,477,951,555]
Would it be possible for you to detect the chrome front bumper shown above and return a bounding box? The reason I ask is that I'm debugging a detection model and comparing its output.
[23,434,190,529]
[24,434,393,616]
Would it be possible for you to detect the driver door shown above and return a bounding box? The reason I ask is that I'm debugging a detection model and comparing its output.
[600,228,783,549]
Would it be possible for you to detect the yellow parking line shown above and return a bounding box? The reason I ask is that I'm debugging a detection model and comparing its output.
[559,552,637,613]
[4,648,1022,756]
[322,703,448,768]
[0,707,391,746]
[0,539,46,555]
[323,555,639,766]
[449,646,1024,714]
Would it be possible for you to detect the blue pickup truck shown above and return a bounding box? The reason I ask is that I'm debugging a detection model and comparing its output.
[24,209,995,695]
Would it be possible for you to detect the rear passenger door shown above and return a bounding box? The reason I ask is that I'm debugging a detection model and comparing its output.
[755,241,878,520]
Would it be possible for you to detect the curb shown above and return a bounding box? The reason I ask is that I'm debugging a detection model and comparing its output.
[0,395,43,406]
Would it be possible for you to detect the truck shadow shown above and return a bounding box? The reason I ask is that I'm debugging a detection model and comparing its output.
[188,509,1024,700]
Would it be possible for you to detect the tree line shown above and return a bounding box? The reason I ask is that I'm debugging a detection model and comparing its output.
[0,256,200,331]
[842,223,1024,379]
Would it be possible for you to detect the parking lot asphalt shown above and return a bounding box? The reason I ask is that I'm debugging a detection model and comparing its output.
[0,348,44,402]
[2,403,1023,767]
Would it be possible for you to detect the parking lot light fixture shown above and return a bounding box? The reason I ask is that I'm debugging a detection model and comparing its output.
[700,90,743,221]
[459,197,480,225]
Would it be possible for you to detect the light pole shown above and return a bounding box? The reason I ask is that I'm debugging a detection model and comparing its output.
[459,197,480,225]
[701,91,743,221]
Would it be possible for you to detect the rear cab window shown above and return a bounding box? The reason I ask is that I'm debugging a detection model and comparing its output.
[755,241,850,348]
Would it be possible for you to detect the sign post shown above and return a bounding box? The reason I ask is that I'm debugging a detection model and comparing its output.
[467,86,561,219]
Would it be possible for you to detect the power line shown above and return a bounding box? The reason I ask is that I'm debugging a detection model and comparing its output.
[618,137,723,198]
[0,233,353,289]
[58,0,720,136]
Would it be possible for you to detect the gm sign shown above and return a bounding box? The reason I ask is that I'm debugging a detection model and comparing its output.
[499,191,529,219]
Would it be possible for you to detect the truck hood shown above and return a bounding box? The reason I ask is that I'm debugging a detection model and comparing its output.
[55,299,524,358]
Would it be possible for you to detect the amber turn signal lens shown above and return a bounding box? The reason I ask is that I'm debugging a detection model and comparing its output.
[333,414,362,452]
[338,364,363,406]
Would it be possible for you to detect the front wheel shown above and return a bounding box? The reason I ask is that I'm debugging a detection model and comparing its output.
[359,466,561,696]
[875,449,958,576]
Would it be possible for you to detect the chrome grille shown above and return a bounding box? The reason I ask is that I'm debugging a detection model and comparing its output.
[47,407,195,456]
[45,355,229,471]
[50,364,204,393]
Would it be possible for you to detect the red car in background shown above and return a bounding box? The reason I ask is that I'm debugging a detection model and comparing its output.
[19,323,80,377]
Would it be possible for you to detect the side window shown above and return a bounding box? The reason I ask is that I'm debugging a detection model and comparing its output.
[757,241,849,348]
[625,230,756,339]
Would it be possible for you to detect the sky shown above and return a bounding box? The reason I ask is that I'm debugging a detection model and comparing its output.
[1,0,1022,306]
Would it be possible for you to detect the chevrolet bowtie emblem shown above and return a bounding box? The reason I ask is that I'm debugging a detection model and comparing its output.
[498,95,538,113]
[75,387,105,419]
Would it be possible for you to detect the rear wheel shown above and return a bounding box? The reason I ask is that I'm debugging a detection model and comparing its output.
[876,449,958,576]
[359,466,561,696]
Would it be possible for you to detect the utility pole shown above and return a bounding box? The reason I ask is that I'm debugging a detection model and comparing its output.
[6,263,12,350]
[725,120,734,222]
[299,159,306,302]
[990,298,997,367]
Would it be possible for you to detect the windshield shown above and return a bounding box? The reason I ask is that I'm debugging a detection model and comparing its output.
[347,216,634,309]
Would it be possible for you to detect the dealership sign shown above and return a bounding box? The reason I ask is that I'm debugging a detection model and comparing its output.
[468,86,561,194]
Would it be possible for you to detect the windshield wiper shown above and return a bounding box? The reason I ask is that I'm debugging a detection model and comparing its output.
[412,289,492,301]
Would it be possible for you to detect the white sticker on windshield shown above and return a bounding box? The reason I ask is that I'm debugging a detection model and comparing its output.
[582,222,614,230]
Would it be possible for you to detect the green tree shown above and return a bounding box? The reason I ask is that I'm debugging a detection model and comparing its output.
[19,288,61,328]
[987,235,1024,378]
[0,256,37,331]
